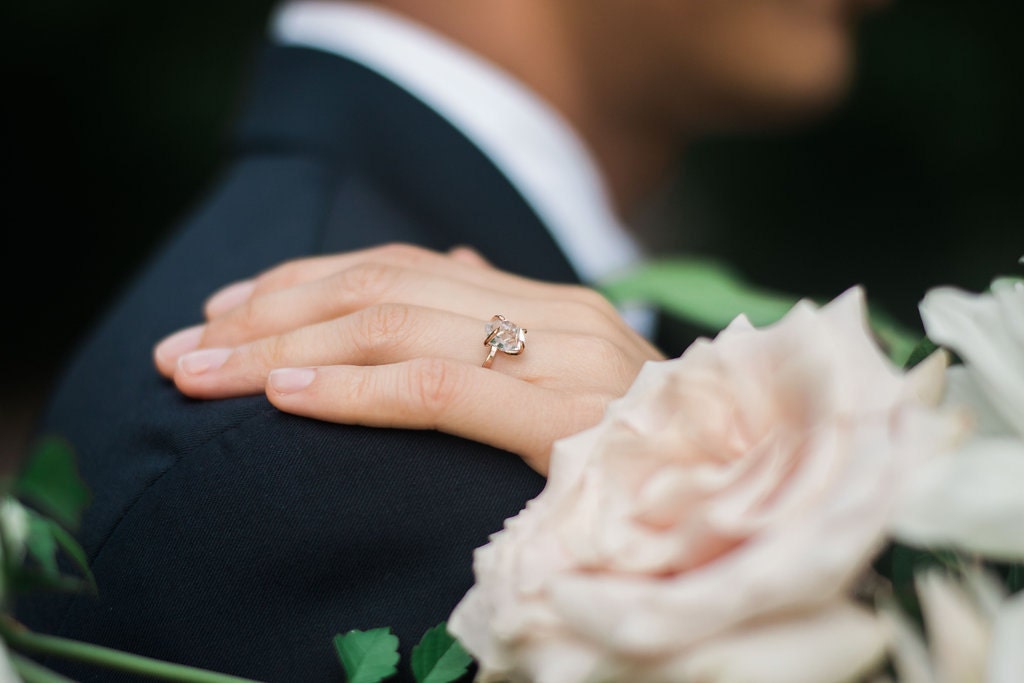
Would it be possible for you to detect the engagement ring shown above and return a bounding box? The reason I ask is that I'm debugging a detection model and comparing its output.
[483,315,526,368]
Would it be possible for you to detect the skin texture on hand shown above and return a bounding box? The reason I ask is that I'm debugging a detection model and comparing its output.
[153,243,665,475]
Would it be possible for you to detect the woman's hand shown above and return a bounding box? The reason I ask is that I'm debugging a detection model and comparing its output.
[153,243,665,475]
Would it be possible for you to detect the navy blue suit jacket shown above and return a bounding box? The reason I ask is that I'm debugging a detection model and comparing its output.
[14,44,593,682]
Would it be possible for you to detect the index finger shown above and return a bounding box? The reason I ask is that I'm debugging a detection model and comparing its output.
[205,243,504,318]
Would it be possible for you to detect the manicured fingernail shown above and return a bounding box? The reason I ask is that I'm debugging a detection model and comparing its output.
[178,348,233,376]
[269,367,317,394]
[206,279,256,315]
[155,325,205,365]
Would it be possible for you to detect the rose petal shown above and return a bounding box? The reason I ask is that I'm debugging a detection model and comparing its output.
[548,409,952,654]
[959,564,1009,622]
[879,598,937,683]
[904,348,951,407]
[672,602,888,683]
[942,365,1016,438]
[890,437,1024,561]
[915,571,992,683]
[989,589,1024,683]
[514,636,605,683]
[919,284,1024,439]
[448,584,510,674]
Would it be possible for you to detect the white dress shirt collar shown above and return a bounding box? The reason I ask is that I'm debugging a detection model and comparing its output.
[269,1,647,287]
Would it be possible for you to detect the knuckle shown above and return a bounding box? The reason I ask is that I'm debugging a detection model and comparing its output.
[229,297,267,338]
[251,333,291,370]
[557,299,610,329]
[552,285,620,324]
[258,258,306,291]
[375,242,432,266]
[575,286,619,316]
[336,262,399,299]
[344,367,376,405]
[357,304,411,352]
[406,357,461,419]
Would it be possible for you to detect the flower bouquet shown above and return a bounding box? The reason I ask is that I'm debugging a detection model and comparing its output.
[442,256,1024,683]
[1,255,1022,683]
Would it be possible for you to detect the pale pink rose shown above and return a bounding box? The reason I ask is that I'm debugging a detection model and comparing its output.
[449,287,967,683]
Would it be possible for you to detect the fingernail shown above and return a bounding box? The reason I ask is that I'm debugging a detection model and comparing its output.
[269,367,317,394]
[206,279,256,315]
[178,348,233,376]
[155,325,205,365]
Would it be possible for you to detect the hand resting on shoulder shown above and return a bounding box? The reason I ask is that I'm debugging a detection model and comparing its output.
[153,243,665,475]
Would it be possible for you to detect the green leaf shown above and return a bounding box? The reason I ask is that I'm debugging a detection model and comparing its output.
[47,517,97,594]
[24,511,60,578]
[600,257,921,365]
[334,627,400,683]
[599,257,799,331]
[867,308,924,368]
[15,436,92,531]
[903,336,940,370]
[410,623,472,683]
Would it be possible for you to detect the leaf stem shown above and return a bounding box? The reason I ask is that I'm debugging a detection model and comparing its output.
[1,617,264,683]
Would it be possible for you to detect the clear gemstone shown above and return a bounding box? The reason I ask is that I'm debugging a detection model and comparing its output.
[485,318,525,354]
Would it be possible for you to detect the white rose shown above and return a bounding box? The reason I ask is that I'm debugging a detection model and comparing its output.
[920,276,1024,440]
[449,287,965,683]
[890,273,1024,561]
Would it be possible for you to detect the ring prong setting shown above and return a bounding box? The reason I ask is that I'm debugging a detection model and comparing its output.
[483,315,526,368]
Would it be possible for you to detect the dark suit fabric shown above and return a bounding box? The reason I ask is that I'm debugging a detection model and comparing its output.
[14,44,587,682]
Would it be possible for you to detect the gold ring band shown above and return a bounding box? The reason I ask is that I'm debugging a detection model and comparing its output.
[483,314,526,368]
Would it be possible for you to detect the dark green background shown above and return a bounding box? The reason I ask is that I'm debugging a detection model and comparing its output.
[3,0,1021,456]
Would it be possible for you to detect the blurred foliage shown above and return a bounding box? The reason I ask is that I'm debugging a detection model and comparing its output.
[3,436,95,602]
[2,0,1021,390]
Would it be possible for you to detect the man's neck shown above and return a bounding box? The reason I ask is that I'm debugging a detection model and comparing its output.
[375,0,685,216]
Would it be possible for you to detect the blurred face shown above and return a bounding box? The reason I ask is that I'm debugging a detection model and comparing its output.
[585,0,888,131]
